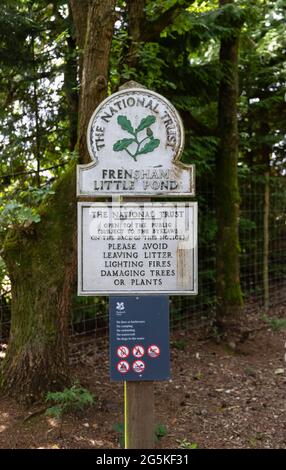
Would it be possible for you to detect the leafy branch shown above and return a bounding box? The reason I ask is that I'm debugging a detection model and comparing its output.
[113,115,160,161]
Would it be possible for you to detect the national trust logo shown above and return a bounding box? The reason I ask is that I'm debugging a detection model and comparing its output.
[113,115,160,162]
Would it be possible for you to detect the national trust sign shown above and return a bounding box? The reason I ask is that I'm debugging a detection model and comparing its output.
[77,87,195,197]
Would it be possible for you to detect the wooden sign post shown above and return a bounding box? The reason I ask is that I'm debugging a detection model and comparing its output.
[110,295,170,448]
[125,381,154,449]
[77,81,197,449]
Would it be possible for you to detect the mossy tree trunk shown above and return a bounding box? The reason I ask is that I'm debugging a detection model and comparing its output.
[1,0,117,401]
[216,0,243,331]
[1,168,76,401]
[70,0,117,164]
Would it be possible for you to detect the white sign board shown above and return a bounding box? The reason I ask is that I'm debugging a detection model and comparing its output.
[77,88,195,196]
[78,202,198,295]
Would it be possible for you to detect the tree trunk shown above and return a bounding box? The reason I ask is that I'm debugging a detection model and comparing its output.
[69,0,89,82]
[125,0,146,70]
[1,0,117,401]
[216,0,243,331]
[71,0,117,164]
[1,167,76,401]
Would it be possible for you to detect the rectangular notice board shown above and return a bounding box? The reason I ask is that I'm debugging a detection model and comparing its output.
[109,296,170,381]
[78,202,198,296]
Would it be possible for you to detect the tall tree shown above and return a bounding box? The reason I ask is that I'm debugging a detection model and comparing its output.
[216,0,244,333]
[1,0,117,400]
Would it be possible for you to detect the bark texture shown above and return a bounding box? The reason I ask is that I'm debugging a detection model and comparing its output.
[69,0,89,81]
[71,0,117,164]
[1,167,76,401]
[216,0,243,328]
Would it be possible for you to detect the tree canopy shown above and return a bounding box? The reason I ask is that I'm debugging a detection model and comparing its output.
[0,0,285,231]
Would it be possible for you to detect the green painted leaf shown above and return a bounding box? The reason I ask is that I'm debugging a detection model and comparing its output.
[117,115,134,134]
[113,138,134,151]
[138,138,160,155]
[136,115,156,133]
[146,127,153,137]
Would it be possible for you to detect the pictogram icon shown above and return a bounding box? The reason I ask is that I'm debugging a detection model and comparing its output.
[147,345,160,358]
[132,360,145,374]
[117,361,130,374]
[132,345,145,358]
[117,345,130,358]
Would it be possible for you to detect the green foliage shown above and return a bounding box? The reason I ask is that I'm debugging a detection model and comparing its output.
[209,324,224,343]
[113,422,125,448]
[45,384,94,419]
[155,424,168,442]
[71,296,107,325]
[0,0,76,245]
[172,338,187,351]
[239,0,286,174]
[263,316,286,332]
[0,199,41,229]
[0,184,56,233]
[179,438,198,449]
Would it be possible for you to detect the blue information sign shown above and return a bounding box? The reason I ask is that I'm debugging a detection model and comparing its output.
[109,296,170,381]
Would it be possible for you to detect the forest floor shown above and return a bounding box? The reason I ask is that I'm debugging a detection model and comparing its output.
[0,303,286,449]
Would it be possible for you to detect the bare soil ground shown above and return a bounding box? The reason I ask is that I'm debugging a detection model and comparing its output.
[0,304,286,449]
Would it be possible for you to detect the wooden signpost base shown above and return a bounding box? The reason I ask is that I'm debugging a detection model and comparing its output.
[124,381,154,449]
[122,190,155,450]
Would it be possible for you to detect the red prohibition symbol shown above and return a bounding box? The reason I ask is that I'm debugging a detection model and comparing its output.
[132,345,145,358]
[117,361,130,374]
[117,345,130,358]
[147,344,160,358]
[132,360,145,374]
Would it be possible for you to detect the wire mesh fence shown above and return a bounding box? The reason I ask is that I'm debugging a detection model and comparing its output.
[1,174,286,356]
[240,175,286,308]
[69,173,286,355]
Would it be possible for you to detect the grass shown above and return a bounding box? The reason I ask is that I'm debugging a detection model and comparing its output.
[262,315,286,332]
